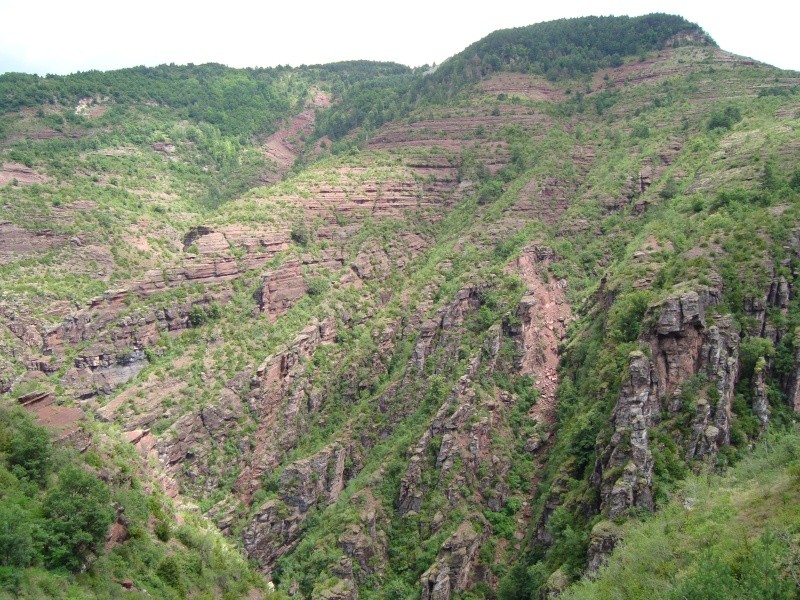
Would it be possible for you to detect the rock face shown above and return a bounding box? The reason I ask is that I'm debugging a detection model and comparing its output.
[651,289,722,400]
[156,389,245,495]
[281,444,351,511]
[752,360,770,432]
[747,274,791,338]
[398,324,502,517]
[312,557,359,600]
[258,259,306,319]
[241,283,499,576]
[237,318,336,497]
[243,443,351,573]
[585,521,622,576]
[338,490,389,582]
[594,287,740,517]
[595,351,659,518]
[420,520,488,600]
[396,369,486,515]
[686,316,739,459]
[242,499,304,574]
[0,283,231,401]
[784,331,800,413]
[407,285,486,379]
[47,297,219,397]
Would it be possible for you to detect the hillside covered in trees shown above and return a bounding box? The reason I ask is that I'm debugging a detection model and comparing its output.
[1,13,799,600]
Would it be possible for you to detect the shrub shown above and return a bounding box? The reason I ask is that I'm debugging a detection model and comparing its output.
[0,567,22,594]
[659,176,680,199]
[290,224,311,247]
[707,106,742,130]
[631,123,650,139]
[607,290,653,343]
[154,520,171,543]
[188,305,207,327]
[477,180,504,205]
[157,555,185,593]
[789,169,800,191]
[306,277,329,296]
[188,303,221,327]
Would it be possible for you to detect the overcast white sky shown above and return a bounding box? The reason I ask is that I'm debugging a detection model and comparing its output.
[1,0,798,75]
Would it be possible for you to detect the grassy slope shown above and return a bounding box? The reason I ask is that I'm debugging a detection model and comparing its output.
[563,426,800,600]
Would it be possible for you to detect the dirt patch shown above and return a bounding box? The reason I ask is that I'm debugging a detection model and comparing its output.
[0,162,48,186]
[477,73,565,102]
[260,90,331,183]
[0,221,64,262]
[511,247,572,426]
[30,404,84,436]
[125,235,153,252]
[75,98,108,118]
[19,392,84,439]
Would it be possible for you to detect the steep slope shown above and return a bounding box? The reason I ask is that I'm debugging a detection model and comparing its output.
[1,13,799,600]
[563,425,800,599]
[0,403,268,599]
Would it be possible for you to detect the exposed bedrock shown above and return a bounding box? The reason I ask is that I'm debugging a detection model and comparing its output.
[593,288,741,518]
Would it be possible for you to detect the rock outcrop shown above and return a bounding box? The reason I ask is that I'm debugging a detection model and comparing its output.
[242,499,304,574]
[594,287,740,517]
[585,521,622,576]
[420,519,488,600]
[398,326,501,517]
[258,259,306,319]
[337,491,389,582]
[243,443,351,573]
[311,557,359,600]
[0,162,49,187]
[0,221,62,260]
[156,388,245,495]
[752,359,770,432]
[237,318,336,497]
[686,316,739,459]
[594,351,659,518]
[783,330,800,413]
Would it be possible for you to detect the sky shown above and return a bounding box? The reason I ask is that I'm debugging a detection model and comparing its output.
[0,0,798,75]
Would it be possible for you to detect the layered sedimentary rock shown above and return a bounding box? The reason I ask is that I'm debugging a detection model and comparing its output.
[0,221,62,260]
[258,259,307,319]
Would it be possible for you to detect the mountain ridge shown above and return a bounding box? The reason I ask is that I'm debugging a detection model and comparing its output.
[1,13,799,600]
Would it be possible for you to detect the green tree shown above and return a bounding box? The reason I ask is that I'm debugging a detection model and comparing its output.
[0,504,37,567]
[2,411,52,486]
[41,466,114,571]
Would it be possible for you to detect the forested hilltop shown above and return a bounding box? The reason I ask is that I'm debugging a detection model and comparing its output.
[1,13,799,599]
